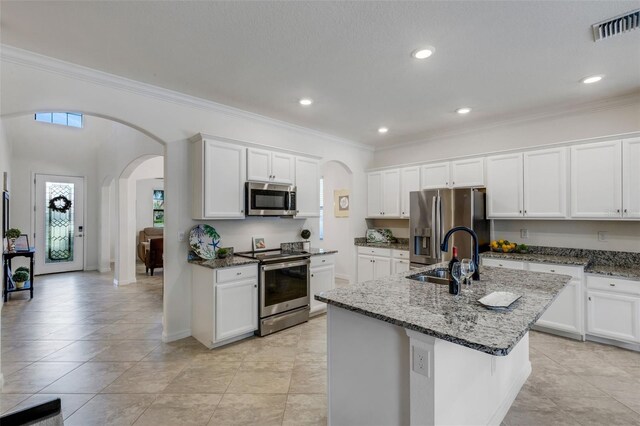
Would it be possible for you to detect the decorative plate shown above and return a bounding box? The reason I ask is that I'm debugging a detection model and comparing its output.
[478,292,522,310]
[366,228,394,243]
[189,225,221,260]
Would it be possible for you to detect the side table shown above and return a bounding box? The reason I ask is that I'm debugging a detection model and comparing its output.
[3,248,35,302]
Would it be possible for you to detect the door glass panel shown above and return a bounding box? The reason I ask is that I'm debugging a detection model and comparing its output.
[45,182,75,263]
[264,265,308,307]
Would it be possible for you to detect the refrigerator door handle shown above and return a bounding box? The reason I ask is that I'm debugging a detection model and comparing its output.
[436,194,442,261]
[430,195,437,258]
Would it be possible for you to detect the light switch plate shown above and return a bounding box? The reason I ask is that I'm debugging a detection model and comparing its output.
[598,231,608,242]
[178,231,186,242]
[413,346,429,377]
[520,229,529,239]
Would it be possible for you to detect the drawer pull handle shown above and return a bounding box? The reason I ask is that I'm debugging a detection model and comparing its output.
[588,296,591,301]
[236,272,242,275]
[609,283,615,287]
[499,264,503,267]
[550,269,555,272]
[322,260,326,263]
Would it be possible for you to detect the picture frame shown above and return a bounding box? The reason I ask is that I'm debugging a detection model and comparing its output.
[15,234,30,251]
[252,236,266,251]
[153,210,164,228]
[153,189,164,210]
[334,189,350,218]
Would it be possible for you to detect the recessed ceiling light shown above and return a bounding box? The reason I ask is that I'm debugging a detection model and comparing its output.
[581,75,603,84]
[299,98,313,106]
[378,127,389,134]
[411,47,435,59]
[456,107,472,114]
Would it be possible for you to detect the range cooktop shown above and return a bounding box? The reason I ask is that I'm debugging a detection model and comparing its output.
[235,249,310,263]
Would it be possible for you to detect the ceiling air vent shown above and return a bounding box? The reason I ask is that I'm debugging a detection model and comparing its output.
[592,9,640,41]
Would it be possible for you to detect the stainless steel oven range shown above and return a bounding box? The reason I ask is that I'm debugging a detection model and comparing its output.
[236,249,310,336]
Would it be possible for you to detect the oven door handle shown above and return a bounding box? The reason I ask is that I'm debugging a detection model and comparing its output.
[261,259,310,271]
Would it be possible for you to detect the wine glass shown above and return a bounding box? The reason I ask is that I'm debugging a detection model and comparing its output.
[450,262,463,296]
[460,259,476,286]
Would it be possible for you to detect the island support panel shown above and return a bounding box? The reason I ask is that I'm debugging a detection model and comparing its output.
[327,305,532,426]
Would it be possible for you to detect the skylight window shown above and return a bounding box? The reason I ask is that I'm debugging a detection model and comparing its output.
[35,112,83,128]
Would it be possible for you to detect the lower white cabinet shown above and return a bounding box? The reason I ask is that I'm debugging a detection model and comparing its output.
[392,258,410,274]
[310,255,335,316]
[357,247,409,283]
[586,275,640,344]
[191,264,258,348]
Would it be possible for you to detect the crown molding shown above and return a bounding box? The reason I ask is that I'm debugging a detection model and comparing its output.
[375,91,640,152]
[0,44,374,152]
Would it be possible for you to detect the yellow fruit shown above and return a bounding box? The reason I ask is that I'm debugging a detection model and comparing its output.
[502,246,510,252]
[498,239,504,244]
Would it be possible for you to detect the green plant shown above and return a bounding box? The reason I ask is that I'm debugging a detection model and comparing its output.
[300,229,311,240]
[12,270,29,283]
[5,228,21,239]
[15,266,30,274]
[217,247,229,258]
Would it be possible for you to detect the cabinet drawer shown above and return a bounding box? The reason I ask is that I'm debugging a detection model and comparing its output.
[357,246,391,257]
[528,262,583,280]
[586,275,640,296]
[482,258,525,270]
[216,265,258,284]
[392,250,409,259]
[311,254,335,268]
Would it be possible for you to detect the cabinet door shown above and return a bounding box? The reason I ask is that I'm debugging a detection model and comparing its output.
[215,279,258,341]
[524,147,568,218]
[295,157,319,217]
[400,167,420,218]
[451,158,484,188]
[421,163,450,189]
[623,137,640,219]
[310,265,334,314]
[271,152,295,184]
[367,172,383,217]
[571,140,622,218]
[382,169,401,217]
[486,153,523,218]
[391,258,410,275]
[203,139,247,219]
[587,290,640,343]
[247,148,272,182]
[357,255,374,283]
[373,256,391,279]
[536,279,582,334]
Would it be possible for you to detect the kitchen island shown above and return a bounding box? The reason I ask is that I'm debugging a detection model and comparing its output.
[315,264,571,426]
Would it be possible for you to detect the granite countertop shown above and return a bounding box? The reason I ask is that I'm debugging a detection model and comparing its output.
[316,264,570,356]
[305,248,338,256]
[189,256,259,270]
[584,264,640,280]
[354,240,409,250]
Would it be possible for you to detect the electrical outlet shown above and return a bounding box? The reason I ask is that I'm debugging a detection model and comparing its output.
[413,347,429,377]
[520,229,529,239]
[178,231,186,242]
[598,231,608,242]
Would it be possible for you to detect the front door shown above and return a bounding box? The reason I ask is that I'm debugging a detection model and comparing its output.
[35,174,85,274]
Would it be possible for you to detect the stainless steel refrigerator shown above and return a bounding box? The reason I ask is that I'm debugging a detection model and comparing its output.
[409,188,489,267]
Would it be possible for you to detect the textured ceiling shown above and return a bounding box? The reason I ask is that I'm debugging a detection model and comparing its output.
[1,1,639,147]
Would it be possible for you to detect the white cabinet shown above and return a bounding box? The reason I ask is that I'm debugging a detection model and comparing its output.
[587,291,640,343]
[523,147,568,218]
[295,157,320,217]
[367,169,400,217]
[192,137,246,219]
[373,256,392,279]
[357,247,408,282]
[451,158,484,188]
[357,254,375,283]
[400,167,420,218]
[392,258,410,274]
[247,148,294,184]
[191,264,259,348]
[421,162,450,189]
[310,256,335,316]
[623,137,640,219]
[216,279,258,341]
[486,153,524,218]
[571,140,622,218]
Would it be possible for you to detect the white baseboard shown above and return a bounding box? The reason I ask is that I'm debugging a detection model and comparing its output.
[0,372,4,389]
[587,334,640,352]
[113,277,136,286]
[487,361,532,426]
[98,266,112,273]
[162,329,191,343]
[84,264,98,271]
[335,273,351,284]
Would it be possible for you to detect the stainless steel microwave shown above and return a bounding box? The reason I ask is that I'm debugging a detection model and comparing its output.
[245,182,297,216]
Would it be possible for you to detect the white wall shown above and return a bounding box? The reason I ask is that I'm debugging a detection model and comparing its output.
[1,48,373,342]
[372,98,640,253]
[136,178,164,232]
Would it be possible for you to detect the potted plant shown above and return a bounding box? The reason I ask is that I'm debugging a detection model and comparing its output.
[12,270,29,289]
[216,247,229,259]
[5,228,21,252]
[300,229,311,251]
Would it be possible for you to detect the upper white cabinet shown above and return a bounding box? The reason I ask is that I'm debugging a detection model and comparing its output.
[294,157,320,217]
[421,162,450,189]
[623,137,640,219]
[486,153,524,218]
[192,137,246,220]
[367,169,400,217]
[571,140,622,218]
[247,148,294,184]
[523,147,568,218]
[400,167,420,218]
[451,158,484,188]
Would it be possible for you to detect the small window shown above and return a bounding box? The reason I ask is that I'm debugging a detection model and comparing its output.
[35,112,83,128]
[319,177,324,241]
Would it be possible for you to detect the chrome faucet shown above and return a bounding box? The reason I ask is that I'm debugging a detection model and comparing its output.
[440,226,480,281]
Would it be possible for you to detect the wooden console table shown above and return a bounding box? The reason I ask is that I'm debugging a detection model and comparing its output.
[3,248,35,302]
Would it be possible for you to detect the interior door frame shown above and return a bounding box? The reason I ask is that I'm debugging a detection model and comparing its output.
[32,172,88,274]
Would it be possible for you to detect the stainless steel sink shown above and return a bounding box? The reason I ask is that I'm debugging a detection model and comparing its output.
[406,268,451,285]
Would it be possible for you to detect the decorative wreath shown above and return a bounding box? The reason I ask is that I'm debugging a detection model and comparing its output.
[49,195,72,213]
